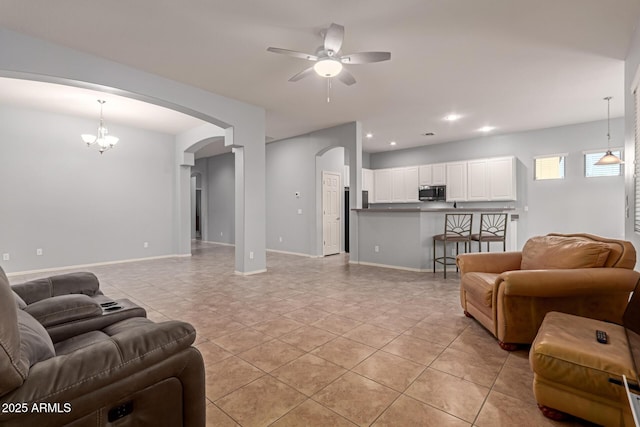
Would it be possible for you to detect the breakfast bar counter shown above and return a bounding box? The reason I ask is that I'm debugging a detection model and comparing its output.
[351,207,517,272]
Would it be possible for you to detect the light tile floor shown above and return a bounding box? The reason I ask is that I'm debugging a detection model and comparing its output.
[11,241,595,426]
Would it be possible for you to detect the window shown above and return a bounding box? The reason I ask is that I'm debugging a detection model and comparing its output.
[584,150,623,177]
[534,154,566,180]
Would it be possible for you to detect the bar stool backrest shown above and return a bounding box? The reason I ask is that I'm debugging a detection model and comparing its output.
[444,213,473,238]
[479,213,508,238]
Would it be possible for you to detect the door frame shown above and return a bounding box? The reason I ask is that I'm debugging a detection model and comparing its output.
[322,170,342,256]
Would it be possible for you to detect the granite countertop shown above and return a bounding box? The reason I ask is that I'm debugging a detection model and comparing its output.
[352,207,516,212]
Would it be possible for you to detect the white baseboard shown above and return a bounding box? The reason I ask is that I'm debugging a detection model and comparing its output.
[349,260,428,273]
[266,248,313,257]
[235,268,268,276]
[6,254,186,277]
[199,240,235,247]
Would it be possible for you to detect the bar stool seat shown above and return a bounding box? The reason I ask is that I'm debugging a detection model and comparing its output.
[433,213,473,279]
[471,213,508,252]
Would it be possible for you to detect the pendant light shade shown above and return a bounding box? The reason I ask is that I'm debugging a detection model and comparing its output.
[595,96,623,165]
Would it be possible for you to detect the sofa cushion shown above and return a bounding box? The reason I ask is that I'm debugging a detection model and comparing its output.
[521,236,611,270]
[24,294,102,327]
[17,310,56,367]
[462,272,499,307]
[12,290,27,309]
[0,266,28,398]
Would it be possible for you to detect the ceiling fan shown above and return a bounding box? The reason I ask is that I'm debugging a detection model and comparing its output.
[267,23,391,88]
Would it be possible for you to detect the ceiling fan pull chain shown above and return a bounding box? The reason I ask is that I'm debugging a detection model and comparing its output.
[327,78,331,103]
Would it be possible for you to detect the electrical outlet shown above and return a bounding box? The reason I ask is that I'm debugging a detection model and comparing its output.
[279,236,283,243]
[143,242,149,248]
[220,232,223,237]
[249,251,254,260]
[374,245,379,253]
[2,253,9,261]
[297,209,302,215]
[36,248,43,256]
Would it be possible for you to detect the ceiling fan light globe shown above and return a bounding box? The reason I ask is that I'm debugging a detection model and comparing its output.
[314,59,343,77]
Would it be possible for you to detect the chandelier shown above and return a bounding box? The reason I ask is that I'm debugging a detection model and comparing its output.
[81,100,119,154]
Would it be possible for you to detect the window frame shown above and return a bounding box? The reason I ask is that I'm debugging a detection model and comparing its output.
[583,149,624,178]
[533,153,567,181]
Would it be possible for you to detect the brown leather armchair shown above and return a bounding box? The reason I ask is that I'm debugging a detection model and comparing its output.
[457,233,640,350]
[0,266,206,426]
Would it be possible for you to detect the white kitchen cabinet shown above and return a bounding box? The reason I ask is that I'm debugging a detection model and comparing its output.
[465,156,517,201]
[404,167,419,202]
[362,168,374,194]
[446,161,467,201]
[343,165,350,188]
[488,156,516,200]
[391,168,406,202]
[418,163,446,186]
[418,165,432,185]
[432,163,446,185]
[373,169,392,203]
[466,159,489,201]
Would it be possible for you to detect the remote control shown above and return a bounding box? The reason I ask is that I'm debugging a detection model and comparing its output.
[596,330,608,344]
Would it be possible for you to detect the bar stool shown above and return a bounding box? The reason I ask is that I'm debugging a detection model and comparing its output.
[471,213,508,252]
[433,213,473,279]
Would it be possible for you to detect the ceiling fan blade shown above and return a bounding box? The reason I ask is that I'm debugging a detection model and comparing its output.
[337,69,356,86]
[340,52,391,64]
[288,66,315,82]
[324,23,344,53]
[267,47,318,61]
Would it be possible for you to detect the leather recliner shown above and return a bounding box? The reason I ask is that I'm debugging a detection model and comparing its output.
[457,233,640,350]
[10,271,146,342]
[0,266,206,426]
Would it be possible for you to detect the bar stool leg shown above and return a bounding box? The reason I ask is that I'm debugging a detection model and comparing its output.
[486,241,490,252]
[443,241,447,279]
[433,239,436,273]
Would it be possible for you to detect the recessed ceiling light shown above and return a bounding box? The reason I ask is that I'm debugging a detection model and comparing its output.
[478,126,495,132]
[366,133,373,138]
[444,114,462,121]
[390,141,397,146]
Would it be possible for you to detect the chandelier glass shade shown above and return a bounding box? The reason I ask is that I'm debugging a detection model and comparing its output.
[82,100,119,154]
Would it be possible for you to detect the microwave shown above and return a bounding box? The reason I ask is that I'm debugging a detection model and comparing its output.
[419,185,446,201]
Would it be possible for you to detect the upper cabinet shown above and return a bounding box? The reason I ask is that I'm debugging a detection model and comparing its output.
[487,157,516,200]
[466,156,517,201]
[369,156,516,204]
[418,163,446,186]
[373,169,393,203]
[373,167,419,203]
[446,161,468,201]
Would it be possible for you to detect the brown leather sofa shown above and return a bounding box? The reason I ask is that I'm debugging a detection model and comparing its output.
[457,233,640,350]
[0,266,206,426]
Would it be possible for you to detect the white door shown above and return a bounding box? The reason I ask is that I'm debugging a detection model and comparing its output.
[322,171,341,256]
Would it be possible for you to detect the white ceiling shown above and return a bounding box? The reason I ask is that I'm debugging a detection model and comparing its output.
[0,0,639,153]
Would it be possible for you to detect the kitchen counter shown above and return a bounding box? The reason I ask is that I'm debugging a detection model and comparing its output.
[351,207,518,272]
[353,207,515,213]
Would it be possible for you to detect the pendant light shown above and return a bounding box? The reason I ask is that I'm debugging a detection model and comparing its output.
[81,100,119,154]
[595,96,623,165]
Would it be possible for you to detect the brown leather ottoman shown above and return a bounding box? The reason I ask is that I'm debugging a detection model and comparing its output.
[530,311,635,426]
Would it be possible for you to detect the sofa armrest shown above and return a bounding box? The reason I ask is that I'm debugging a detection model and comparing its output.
[498,268,640,297]
[12,273,102,304]
[457,252,522,276]
[23,294,102,327]
[0,320,196,403]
